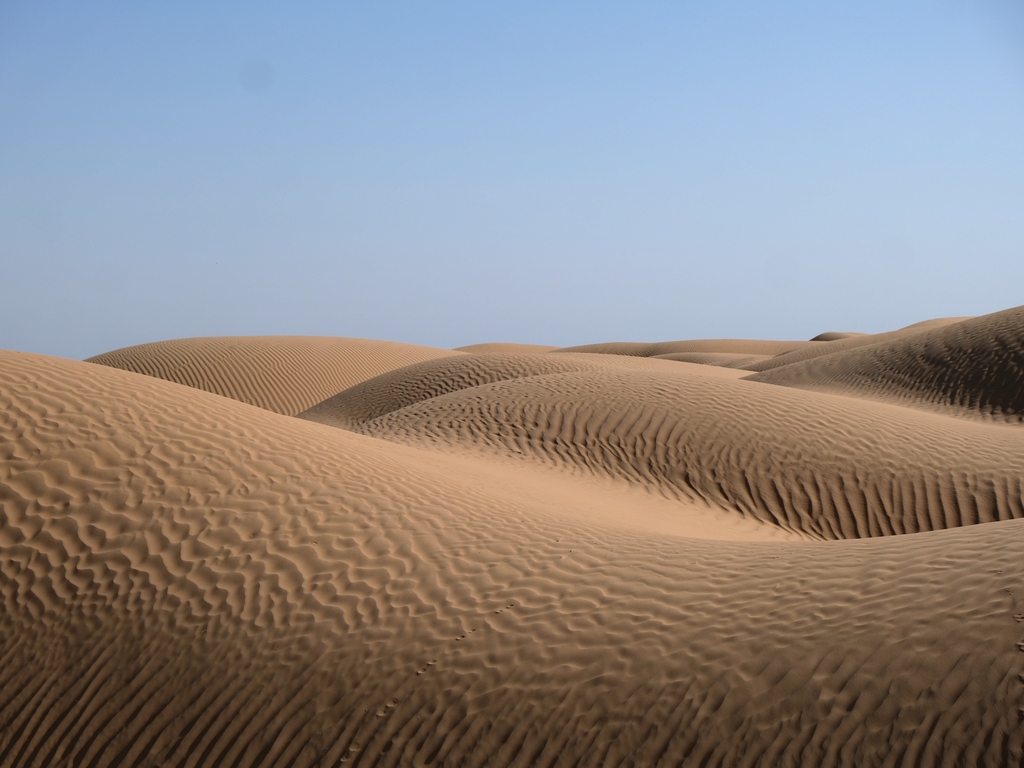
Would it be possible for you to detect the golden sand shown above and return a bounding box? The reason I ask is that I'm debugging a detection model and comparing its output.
[2,308,1024,766]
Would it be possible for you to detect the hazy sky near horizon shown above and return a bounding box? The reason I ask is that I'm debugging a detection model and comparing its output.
[2,2,1024,358]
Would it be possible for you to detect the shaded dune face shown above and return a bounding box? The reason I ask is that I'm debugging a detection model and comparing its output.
[4,306,1024,766]
[748,305,1024,422]
[87,336,462,416]
[743,316,971,373]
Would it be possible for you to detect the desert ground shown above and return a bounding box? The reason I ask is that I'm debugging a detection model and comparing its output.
[3,306,1024,766]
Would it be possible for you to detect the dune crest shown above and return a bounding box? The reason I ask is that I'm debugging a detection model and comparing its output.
[311,363,1024,540]
[87,336,461,416]
[299,351,744,431]
[748,305,1024,422]
[742,316,971,373]
[556,338,814,357]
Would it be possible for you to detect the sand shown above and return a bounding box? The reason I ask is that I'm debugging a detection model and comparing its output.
[87,336,462,416]
[748,306,1024,422]
[3,306,1024,766]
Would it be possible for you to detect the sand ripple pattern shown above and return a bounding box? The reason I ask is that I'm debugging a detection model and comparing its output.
[743,317,970,373]
[308,357,1024,539]
[87,336,461,416]
[748,305,1024,422]
[298,352,718,431]
[649,352,771,368]
[3,339,1024,765]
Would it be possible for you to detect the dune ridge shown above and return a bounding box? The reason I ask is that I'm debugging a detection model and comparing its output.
[308,362,1024,540]
[649,351,772,367]
[299,352,744,431]
[747,306,1024,422]
[742,316,971,373]
[87,336,461,416]
[555,338,814,358]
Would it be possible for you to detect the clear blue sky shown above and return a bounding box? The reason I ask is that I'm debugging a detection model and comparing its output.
[2,2,1023,358]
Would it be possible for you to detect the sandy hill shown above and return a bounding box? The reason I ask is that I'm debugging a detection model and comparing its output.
[303,352,1024,540]
[3,306,1024,766]
[299,351,744,431]
[87,336,461,416]
[742,316,970,373]
[748,305,1024,422]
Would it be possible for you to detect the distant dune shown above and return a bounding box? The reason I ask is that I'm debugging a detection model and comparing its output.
[556,338,814,357]
[87,336,461,416]
[3,307,1024,766]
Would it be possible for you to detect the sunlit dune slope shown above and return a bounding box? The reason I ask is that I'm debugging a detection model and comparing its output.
[746,305,1024,422]
[87,336,461,415]
[304,359,1024,540]
[299,352,744,431]
[650,351,772,367]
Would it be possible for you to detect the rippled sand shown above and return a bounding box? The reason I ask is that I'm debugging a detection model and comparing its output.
[3,308,1024,766]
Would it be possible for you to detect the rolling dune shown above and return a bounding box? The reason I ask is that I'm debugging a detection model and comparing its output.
[743,317,971,373]
[3,306,1024,766]
[747,306,1024,422]
[307,357,1024,540]
[87,336,461,416]
[298,352,745,432]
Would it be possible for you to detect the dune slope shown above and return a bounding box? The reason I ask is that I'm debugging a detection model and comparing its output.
[299,352,744,431]
[87,336,461,416]
[747,305,1024,422]
[313,363,1024,540]
[650,351,772,367]
[743,316,971,373]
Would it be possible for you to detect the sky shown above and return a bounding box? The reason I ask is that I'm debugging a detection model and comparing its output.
[2,1,1024,358]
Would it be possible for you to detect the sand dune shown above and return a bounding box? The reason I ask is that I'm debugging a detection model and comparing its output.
[309,357,1024,540]
[87,336,461,416]
[299,352,745,431]
[3,306,1024,766]
[747,306,1024,422]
